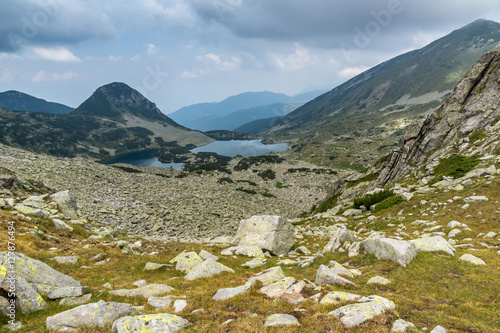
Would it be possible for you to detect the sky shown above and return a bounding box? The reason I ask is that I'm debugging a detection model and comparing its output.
[0,0,499,113]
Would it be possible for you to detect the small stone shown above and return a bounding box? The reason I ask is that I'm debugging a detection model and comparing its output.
[448,229,462,238]
[53,256,79,264]
[147,296,173,310]
[144,262,167,271]
[463,196,489,203]
[110,284,174,298]
[48,286,89,300]
[430,325,448,333]
[173,299,187,313]
[367,276,391,285]
[133,280,147,287]
[52,219,73,232]
[459,254,486,265]
[264,314,301,327]
[320,291,361,305]
[213,284,251,301]
[199,250,219,261]
[184,258,234,281]
[241,258,267,268]
[391,318,416,332]
[59,294,92,306]
[315,265,357,287]
[329,295,395,327]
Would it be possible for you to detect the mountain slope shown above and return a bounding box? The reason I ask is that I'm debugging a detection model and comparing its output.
[376,51,500,187]
[169,90,325,131]
[0,90,73,114]
[269,19,500,169]
[0,82,211,158]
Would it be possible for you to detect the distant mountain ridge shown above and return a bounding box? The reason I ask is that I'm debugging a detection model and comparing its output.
[273,19,500,141]
[169,90,326,131]
[0,82,211,158]
[0,90,73,114]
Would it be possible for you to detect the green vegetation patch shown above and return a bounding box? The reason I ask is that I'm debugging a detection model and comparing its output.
[313,193,340,214]
[111,165,143,174]
[469,129,487,143]
[374,195,404,212]
[354,189,395,209]
[234,155,284,171]
[257,169,276,180]
[431,154,480,183]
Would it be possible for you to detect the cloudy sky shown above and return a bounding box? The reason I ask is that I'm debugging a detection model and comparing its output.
[0,0,499,113]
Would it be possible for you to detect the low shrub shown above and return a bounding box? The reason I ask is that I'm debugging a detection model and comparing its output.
[431,154,479,183]
[374,195,404,212]
[354,189,394,209]
[257,169,276,180]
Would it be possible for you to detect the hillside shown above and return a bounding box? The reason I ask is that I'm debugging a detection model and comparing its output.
[269,19,500,170]
[169,90,325,131]
[0,83,211,158]
[0,90,73,114]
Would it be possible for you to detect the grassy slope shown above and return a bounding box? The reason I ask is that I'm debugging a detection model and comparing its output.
[0,172,498,332]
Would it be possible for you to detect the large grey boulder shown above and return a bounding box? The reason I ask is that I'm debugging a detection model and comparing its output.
[315,265,357,287]
[459,254,486,265]
[247,266,286,286]
[112,313,190,333]
[329,295,396,327]
[0,252,80,313]
[409,236,456,256]
[260,277,296,299]
[184,258,234,281]
[46,300,138,332]
[50,190,78,220]
[231,215,294,256]
[320,291,361,305]
[174,252,203,273]
[13,195,51,218]
[363,238,417,267]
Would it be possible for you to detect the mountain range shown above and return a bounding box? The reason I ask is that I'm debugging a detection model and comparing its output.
[264,19,500,169]
[0,90,74,114]
[168,90,326,132]
[0,82,211,158]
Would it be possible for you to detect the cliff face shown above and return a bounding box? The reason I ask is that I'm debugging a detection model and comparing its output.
[377,51,500,186]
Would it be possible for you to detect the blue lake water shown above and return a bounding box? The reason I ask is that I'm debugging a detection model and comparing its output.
[104,140,287,169]
[191,140,288,156]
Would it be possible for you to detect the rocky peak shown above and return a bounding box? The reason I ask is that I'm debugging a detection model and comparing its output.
[72,82,181,126]
[376,51,500,186]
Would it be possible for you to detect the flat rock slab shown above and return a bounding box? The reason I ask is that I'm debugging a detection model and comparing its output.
[231,215,295,256]
[260,277,296,299]
[391,318,416,332]
[52,219,73,232]
[410,236,456,256]
[184,258,234,281]
[0,252,81,288]
[363,238,417,267]
[463,196,489,203]
[315,264,357,287]
[265,314,301,327]
[247,266,286,286]
[199,250,219,261]
[48,286,89,299]
[213,284,251,301]
[59,293,92,306]
[110,284,174,298]
[320,291,361,305]
[329,260,354,278]
[147,296,173,310]
[144,262,167,271]
[241,258,266,268]
[430,325,448,333]
[173,299,187,313]
[174,252,203,273]
[46,300,138,332]
[367,276,391,285]
[112,313,190,333]
[53,256,79,264]
[221,246,265,258]
[329,295,396,327]
[459,254,486,265]
[3,277,47,313]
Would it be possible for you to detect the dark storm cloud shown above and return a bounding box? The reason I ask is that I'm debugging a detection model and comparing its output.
[188,0,500,49]
[0,0,116,52]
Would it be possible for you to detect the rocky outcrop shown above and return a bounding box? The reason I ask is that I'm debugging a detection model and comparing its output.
[231,215,295,256]
[377,52,500,186]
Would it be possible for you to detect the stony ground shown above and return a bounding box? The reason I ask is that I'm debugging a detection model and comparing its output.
[0,144,346,241]
[0,146,499,332]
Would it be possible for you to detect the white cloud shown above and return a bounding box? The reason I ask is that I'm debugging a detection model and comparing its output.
[32,70,78,82]
[271,44,311,70]
[147,43,156,55]
[338,66,370,79]
[180,68,210,79]
[130,55,141,61]
[197,52,241,70]
[30,47,81,62]
[0,69,13,82]
[108,55,123,61]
